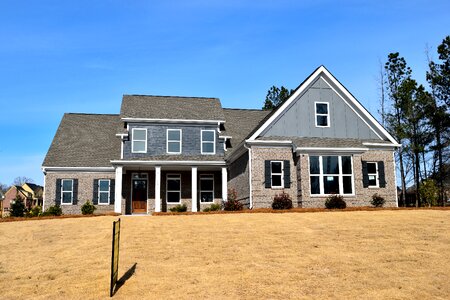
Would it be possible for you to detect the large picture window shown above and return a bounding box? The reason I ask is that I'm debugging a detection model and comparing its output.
[200,175,214,203]
[166,174,181,203]
[61,179,73,204]
[310,155,353,195]
[132,128,147,153]
[98,179,110,204]
[315,102,329,127]
[167,129,182,154]
[201,130,215,154]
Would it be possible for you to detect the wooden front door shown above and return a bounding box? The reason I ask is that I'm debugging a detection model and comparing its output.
[132,179,147,213]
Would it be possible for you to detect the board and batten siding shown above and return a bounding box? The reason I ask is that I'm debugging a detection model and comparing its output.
[262,77,381,140]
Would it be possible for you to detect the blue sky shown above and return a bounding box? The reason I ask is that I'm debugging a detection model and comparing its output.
[0,0,449,186]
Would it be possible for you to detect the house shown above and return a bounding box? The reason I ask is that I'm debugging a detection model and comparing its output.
[2,183,44,214]
[42,66,400,214]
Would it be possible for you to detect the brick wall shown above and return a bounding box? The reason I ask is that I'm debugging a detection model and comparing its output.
[250,147,298,208]
[228,152,250,207]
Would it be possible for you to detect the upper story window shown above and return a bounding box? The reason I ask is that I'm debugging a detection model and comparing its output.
[367,162,379,188]
[315,102,329,127]
[201,130,215,154]
[271,161,284,188]
[167,129,182,154]
[310,155,353,195]
[132,128,147,153]
[98,179,110,205]
[61,179,74,204]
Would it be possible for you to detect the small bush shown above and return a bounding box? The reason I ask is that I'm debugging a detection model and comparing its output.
[325,195,347,209]
[371,194,386,207]
[42,205,62,216]
[26,206,42,217]
[203,203,221,212]
[223,189,243,211]
[10,197,25,217]
[81,201,97,215]
[272,192,293,210]
[169,203,187,212]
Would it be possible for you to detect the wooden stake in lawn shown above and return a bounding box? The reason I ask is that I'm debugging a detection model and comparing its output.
[110,218,121,297]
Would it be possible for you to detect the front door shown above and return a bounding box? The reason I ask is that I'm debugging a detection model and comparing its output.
[132,179,147,213]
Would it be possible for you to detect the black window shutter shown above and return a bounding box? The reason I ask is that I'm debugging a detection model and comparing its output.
[110,179,115,204]
[283,160,291,188]
[362,161,369,188]
[93,179,99,205]
[378,161,386,188]
[72,179,78,205]
[55,179,61,206]
[264,160,271,188]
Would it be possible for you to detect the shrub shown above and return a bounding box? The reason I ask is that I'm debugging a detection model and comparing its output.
[10,197,25,217]
[419,179,438,207]
[371,194,386,207]
[42,205,62,216]
[272,192,293,210]
[81,201,97,215]
[169,203,187,213]
[203,203,221,212]
[223,189,243,211]
[325,195,347,209]
[27,206,42,217]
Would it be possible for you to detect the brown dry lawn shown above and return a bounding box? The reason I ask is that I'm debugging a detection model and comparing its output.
[0,210,449,299]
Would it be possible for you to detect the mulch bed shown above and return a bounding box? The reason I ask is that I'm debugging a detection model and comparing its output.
[0,212,120,223]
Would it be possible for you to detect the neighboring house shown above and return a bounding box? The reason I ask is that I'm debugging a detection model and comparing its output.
[2,183,44,214]
[42,66,400,215]
[0,191,4,217]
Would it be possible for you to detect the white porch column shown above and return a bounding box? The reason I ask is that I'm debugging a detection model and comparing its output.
[222,167,228,201]
[114,166,123,214]
[155,166,161,212]
[191,166,198,212]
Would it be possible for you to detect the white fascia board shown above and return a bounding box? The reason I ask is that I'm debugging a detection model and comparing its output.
[218,135,232,139]
[110,160,226,166]
[363,142,401,148]
[122,117,226,124]
[245,139,293,145]
[42,166,115,172]
[115,133,128,137]
[295,147,369,154]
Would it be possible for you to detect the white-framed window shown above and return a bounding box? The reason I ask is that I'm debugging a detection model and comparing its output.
[200,174,214,203]
[98,179,110,205]
[61,179,74,205]
[201,130,215,154]
[166,174,181,203]
[315,102,330,127]
[309,155,353,195]
[131,128,147,153]
[271,161,284,188]
[367,162,379,188]
[167,129,182,154]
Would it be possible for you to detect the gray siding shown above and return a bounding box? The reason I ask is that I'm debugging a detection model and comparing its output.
[123,123,225,159]
[262,77,381,140]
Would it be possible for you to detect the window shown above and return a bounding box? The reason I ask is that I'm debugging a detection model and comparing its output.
[271,161,284,188]
[167,129,182,154]
[166,174,181,203]
[61,179,73,204]
[315,102,329,127]
[98,179,110,204]
[200,175,214,203]
[201,130,215,154]
[132,128,147,153]
[367,162,379,188]
[310,156,353,195]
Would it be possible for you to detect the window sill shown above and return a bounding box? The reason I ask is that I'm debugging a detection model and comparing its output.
[270,186,285,190]
[60,203,73,206]
[166,202,182,205]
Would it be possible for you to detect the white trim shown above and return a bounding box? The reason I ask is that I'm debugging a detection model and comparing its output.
[155,166,161,212]
[61,179,74,205]
[296,147,368,153]
[115,133,128,137]
[244,144,253,209]
[97,179,111,205]
[42,173,46,211]
[393,152,399,207]
[221,167,228,202]
[42,166,114,172]
[218,135,232,139]
[131,128,147,153]
[122,117,225,124]
[166,174,181,204]
[166,129,182,154]
[314,102,330,128]
[246,139,292,145]
[191,167,198,212]
[130,173,148,214]
[199,174,214,203]
[270,161,284,188]
[120,140,124,159]
[111,160,226,166]
[363,142,402,148]
[114,166,122,213]
[366,162,379,188]
[201,130,216,155]
[247,66,399,145]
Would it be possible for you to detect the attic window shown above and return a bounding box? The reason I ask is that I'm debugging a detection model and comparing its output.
[315,102,329,127]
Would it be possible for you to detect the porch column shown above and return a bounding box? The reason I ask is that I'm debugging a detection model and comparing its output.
[222,167,228,201]
[155,166,161,212]
[114,166,123,213]
[192,166,198,212]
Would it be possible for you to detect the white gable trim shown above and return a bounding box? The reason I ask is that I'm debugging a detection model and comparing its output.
[248,66,398,145]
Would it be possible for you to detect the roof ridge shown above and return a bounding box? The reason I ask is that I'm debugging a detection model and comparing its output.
[124,94,219,100]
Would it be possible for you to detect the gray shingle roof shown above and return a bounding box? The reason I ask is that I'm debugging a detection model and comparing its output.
[43,114,121,167]
[120,95,225,121]
[257,136,392,148]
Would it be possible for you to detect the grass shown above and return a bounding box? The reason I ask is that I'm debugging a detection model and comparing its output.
[0,210,449,299]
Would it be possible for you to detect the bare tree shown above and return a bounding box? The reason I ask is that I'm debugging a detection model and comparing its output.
[12,176,34,186]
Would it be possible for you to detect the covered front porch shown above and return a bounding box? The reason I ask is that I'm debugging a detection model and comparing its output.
[112,161,227,214]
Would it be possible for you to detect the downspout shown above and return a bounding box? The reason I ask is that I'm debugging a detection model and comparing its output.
[244,143,253,209]
[42,167,46,211]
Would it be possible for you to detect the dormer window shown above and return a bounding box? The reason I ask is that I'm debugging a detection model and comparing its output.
[201,130,215,154]
[132,128,147,153]
[167,129,182,154]
[315,102,329,127]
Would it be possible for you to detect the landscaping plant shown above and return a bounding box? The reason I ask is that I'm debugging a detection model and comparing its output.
[10,196,25,217]
[325,195,347,209]
[81,201,97,215]
[42,205,62,216]
[169,203,188,212]
[223,189,243,211]
[371,194,386,207]
[272,192,293,210]
[203,203,221,212]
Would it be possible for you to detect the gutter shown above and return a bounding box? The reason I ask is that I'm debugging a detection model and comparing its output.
[244,143,253,209]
